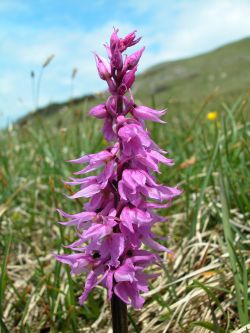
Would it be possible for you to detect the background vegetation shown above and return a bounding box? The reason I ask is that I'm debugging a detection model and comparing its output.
[0,38,250,333]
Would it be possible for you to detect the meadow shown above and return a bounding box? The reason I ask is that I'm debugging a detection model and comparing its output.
[0,38,250,333]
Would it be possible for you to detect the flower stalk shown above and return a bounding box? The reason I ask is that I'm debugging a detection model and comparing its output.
[110,67,128,333]
[111,294,128,333]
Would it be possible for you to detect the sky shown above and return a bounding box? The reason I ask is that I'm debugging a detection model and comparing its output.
[1,0,250,128]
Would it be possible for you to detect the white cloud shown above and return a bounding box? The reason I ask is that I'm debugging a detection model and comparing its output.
[141,0,250,60]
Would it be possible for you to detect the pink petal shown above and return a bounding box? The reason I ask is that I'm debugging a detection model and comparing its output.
[69,183,100,199]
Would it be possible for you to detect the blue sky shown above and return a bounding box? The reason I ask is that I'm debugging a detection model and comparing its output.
[1,0,250,128]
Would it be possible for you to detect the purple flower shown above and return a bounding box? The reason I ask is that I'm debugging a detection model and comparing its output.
[133,105,166,123]
[55,28,181,309]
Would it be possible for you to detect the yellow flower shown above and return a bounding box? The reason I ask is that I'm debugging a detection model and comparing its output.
[207,111,217,121]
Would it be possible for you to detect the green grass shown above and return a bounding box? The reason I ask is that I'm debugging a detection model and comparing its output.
[0,39,250,332]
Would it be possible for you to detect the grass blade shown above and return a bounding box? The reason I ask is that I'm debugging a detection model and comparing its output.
[0,317,10,333]
[0,234,12,318]
[219,172,249,325]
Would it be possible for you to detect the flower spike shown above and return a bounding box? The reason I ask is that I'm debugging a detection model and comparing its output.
[56,29,181,310]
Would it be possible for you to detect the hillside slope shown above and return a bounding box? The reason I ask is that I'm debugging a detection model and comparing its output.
[135,37,250,105]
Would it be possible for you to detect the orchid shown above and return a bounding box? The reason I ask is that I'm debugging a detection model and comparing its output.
[55,28,181,316]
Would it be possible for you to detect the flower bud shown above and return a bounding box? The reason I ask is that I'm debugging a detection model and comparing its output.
[111,45,123,70]
[110,28,119,52]
[124,47,145,70]
[94,53,111,80]
[106,78,117,94]
[106,96,116,116]
[117,83,127,95]
[120,31,141,51]
[122,67,137,90]
[89,103,107,118]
